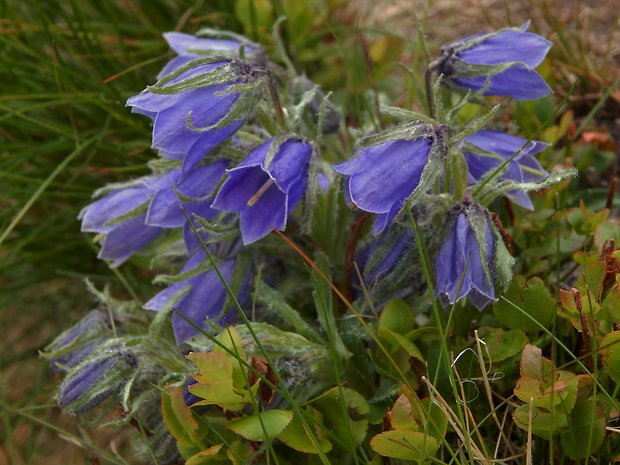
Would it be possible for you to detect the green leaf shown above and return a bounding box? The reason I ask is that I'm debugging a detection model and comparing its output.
[314,386,369,448]
[594,219,620,251]
[370,430,439,461]
[513,405,568,440]
[254,280,322,342]
[277,407,333,453]
[601,287,620,323]
[560,399,606,459]
[227,440,254,465]
[379,299,415,335]
[185,445,224,465]
[493,276,555,331]
[186,352,249,410]
[577,261,606,301]
[389,395,447,442]
[379,327,424,362]
[214,327,248,390]
[161,386,201,448]
[390,395,419,432]
[312,253,350,360]
[480,328,528,362]
[601,331,620,383]
[226,410,293,441]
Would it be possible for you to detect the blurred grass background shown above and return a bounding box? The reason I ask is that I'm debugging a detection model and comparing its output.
[0,0,618,463]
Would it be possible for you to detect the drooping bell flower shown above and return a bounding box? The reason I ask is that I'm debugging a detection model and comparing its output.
[42,310,112,372]
[157,31,264,79]
[212,137,313,244]
[57,347,137,414]
[436,22,552,100]
[145,160,227,228]
[462,130,549,209]
[334,124,447,234]
[144,243,248,343]
[434,204,496,310]
[127,59,265,174]
[79,182,164,268]
[79,163,225,267]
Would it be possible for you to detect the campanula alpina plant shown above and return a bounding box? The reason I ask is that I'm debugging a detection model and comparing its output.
[45,19,602,465]
[462,130,549,209]
[434,203,496,309]
[57,347,137,414]
[127,58,267,173]
[334,123,448,234]
[79,180,164,267]
[79,164,225,266]
[212,137,313,244]
[144,246,248,342]
[432,22,552,100]
[42,310,112,372]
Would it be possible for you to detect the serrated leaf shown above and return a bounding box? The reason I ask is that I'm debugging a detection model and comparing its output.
[601,287,620,323]
[370,430,439,461]
[185,445,224,465]
[186,352,250,410]
[601,331,620,383]
[560,399,606,459]
[162,386,200,448]
[214,327,248,389]
[493,276,555,331]
[314,386,369,448]
[513,405,568,440]
[481,328,528,362]
[226,410,293,441]
[277,407,333,453]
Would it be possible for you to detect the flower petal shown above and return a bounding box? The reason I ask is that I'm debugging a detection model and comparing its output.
[172,259,236,342]
[267,139,312,191]
[152,86,240,153]
[457,30,552,68]
[181,121,243,175]
[98,215,163,268]
[453,65,551,100]
[79,186,151,233]
[347,139,432,214]
[163,32,245,55]
[238,185,287,244]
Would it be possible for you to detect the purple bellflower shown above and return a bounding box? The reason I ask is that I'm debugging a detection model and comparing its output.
[334,124,447,234]
[144,244,248,343]
[43,310,112,373]
[80,162,226,267]
[434,205,496,310]
[127,60,251,174]
[79,182,164,268]
[437,23,552,100]
[463,130,549,209]
[212,138,313,245]
[57,348,137,414]
[145,160,227,228]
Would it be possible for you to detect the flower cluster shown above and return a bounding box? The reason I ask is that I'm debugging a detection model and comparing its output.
[49,23,576,463]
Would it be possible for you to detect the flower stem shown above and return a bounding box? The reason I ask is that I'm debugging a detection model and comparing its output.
[424,66,435,120]
[341,211,370,306]
[267,77,287,131]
